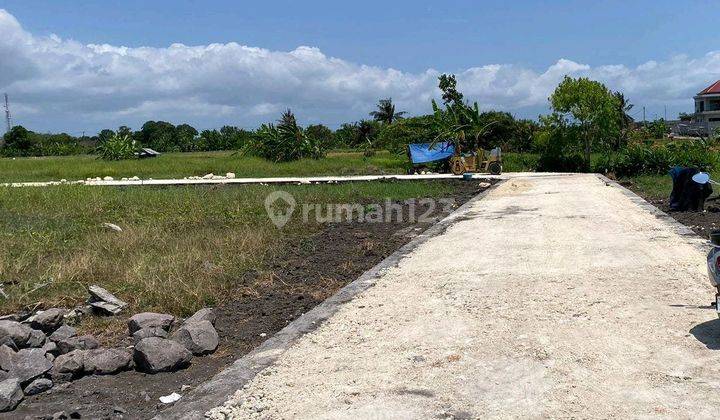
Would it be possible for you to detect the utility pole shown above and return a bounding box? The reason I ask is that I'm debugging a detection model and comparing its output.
[664,105,667,121]
[642,106,646,126]
[3,93,10,133]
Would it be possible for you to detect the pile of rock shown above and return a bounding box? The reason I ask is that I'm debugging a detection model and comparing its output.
[185,172,236,181]
[0,308,107,411]
[0,306,219,412]
[130,309,218,373]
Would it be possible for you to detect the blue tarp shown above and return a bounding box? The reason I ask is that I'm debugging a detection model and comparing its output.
[408,142,455,164]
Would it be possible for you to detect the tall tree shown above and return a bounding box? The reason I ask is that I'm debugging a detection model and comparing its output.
[549,77,620,167]
[614,92,634,149]
[369,98,406,124]
[438,74,464,107]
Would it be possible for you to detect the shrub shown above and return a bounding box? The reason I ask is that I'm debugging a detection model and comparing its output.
[96,133,137,160]
[604,140,717,176]
[534,116,590,172]
[245,110,325,162]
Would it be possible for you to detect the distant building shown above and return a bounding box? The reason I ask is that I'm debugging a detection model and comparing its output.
[694,80,720,132]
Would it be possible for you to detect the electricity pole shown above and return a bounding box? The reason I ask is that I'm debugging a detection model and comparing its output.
[3,93,10,133]
[642,106,646,126]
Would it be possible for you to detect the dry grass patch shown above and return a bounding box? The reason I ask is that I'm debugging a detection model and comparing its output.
[0,181,463,319]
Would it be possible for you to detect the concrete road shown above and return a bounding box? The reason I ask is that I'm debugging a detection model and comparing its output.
[209,174,720,419]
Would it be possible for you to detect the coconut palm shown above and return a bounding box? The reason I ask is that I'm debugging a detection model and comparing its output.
[369,98,406,124]
[614,92,635,149]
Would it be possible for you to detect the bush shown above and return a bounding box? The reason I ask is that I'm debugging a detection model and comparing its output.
[534,118,590,172]
[245,110,325,162]
[603,140,717,176]
[1,126,89,157]
[96,133,137,160]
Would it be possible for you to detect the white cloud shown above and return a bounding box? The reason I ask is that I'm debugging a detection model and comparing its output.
[1,8,720,133]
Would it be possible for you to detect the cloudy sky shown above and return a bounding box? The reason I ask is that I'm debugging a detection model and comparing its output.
[1,1,720,135]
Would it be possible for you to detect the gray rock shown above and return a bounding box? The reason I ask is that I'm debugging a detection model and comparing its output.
[83,348,133,375]
[9,348,53,385]
[30,308,66,333]
[172,320,218,355]
[87,285,128,315]
[132,326,168,344]
[0,321,32,348]
[0,378,22,412]
[50,350,85,382]
[184,308,216,326]
[128,313,175,335]
[0,337,17,351]
[56,335,99,354]
[26,329,47,348]
[133,337,192,373]
[49,325,76,343]
[23,377,53,395]
[42,341,58,355]
[0,345,14,371]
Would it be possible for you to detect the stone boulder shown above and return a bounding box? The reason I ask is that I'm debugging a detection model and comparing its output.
[0,321,32,348]
[128,313,175,335]
[23,377,53,395]
[131,327,168,344]
[50,350,86,382]
[29,308,66,333]
[9,348,53,385]
[26,329,47,348]
[49,325,77,343]
[83,348,133,375]
[172,321,218,355]
[87,285,128,316]
[0,378,22,412]
[0,345,14,371]
[184,308,216,326]
[56,335,99,355]
[42,341,58,356]
[133,337,192,373]
[0,337,17,351]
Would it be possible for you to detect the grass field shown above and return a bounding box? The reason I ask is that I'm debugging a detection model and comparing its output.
[0,150,538,183]
[0,151,408,183]
[0,181,465,323]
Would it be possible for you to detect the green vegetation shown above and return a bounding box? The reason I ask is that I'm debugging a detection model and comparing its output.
[243,110,324,162]
[0,180,464,318]
[2,72,715,180]
[96,133,137,161]
[0,151,407,183]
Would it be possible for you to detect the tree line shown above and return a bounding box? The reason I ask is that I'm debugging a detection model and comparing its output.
[3,74,692,176]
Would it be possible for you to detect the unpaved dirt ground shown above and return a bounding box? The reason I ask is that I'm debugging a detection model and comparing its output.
[7,180,484,420]
[211,174,720,419]
[638,195,720,238]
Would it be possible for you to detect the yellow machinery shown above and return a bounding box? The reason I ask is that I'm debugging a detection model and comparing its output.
[449,147,502,175]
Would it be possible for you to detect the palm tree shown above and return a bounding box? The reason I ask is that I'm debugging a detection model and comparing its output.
[615,92,634,128]
[369,98,406,124]
[614,92,634,149]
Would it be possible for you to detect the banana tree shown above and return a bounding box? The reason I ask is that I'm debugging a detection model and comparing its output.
[429,99,497,153]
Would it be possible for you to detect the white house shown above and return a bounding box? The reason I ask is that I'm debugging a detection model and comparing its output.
[694,80,720,132]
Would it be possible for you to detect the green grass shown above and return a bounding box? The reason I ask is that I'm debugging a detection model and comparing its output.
[0,150,551,183]
[0,150,408,183]
[0,180,465,322]
[622,174,672,199]
[624,170,720,201]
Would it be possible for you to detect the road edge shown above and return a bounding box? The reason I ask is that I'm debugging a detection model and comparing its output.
[155,180,503,420]
[596,174,709,252]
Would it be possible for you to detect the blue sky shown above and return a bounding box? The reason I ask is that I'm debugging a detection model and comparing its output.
[1,0,719,134]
